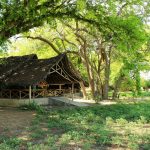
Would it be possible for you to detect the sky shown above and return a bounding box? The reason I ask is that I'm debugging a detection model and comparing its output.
[140,71,150,80]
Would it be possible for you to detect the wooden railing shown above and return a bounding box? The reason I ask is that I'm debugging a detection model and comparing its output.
[0,89,76,99]
[0,89,29,99]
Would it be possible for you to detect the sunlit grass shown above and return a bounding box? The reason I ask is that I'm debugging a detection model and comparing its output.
[0,101,150,149]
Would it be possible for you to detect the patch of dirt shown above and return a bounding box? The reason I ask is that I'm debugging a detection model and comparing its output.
[0,107,36,136]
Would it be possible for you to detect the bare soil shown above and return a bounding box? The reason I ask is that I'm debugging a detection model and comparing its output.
[0,107,36,136]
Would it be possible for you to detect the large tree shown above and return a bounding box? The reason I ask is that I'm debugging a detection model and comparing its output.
[1,0,149,100]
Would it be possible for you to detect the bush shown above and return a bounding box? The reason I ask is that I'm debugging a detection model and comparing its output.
[20,101,46,114]
[0,138,22,150]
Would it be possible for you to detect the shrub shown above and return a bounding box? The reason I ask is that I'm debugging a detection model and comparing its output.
[20,101,46,114]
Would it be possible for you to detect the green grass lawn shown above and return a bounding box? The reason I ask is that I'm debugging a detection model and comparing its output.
[108,91,150,99]
[0,102,150,150]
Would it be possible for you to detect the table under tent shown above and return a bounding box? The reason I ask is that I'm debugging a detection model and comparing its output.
[0,53,81,100]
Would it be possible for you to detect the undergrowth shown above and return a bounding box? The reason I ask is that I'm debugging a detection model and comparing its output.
[19,101,46,114]
[0,101,150,150]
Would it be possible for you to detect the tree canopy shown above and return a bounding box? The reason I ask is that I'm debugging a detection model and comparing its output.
[0,0,149,42]
[0,0,150,100]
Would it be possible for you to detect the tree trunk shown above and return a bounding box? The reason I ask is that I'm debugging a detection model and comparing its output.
[135,69,141,96]
[83,61,95,99]
[102,63,110,100]
[89,66,95,99]
[112,74,124,100]
[79,81,87,99]
[101,45,113,100]
[80,52,95,99]
[102,48,111,100]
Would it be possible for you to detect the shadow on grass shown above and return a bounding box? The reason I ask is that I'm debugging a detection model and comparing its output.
[0,102,150,149]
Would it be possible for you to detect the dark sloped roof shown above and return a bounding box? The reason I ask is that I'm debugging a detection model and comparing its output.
[0,53,81,86]
[0,54,38,81]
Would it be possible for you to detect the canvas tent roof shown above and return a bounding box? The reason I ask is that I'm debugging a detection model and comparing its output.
[0,53,81,86]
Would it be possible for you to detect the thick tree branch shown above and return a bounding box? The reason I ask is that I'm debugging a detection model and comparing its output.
[18,36,60,54]
[17,35,80,57]
[117,3,128,16]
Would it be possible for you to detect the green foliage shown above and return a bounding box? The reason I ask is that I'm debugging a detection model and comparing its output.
[1,0,150,100]
[8,36,57,59]
[27,143,50,150]
[109,15,147,51]
[145,80,150,88]
[20,101,46,114]
[77,0,86,12]
[45,102,150,149]
[141,91,150,97]
[113,91,150,99]
[0,137,22,150]
[45,135,59,147]
[0,43,8,58]
[82,142,92,150]
[1,102,150,149]
[59,134,71,147]
[30,129,46,139]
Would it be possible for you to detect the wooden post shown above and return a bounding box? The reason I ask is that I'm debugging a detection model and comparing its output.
[72,83,74,101]
[54,90,56,96]
[19,91,21,99]
[29,85,32,102]
[10,90,12,99]
[0,91,1,98]
[33,85,36,99]
[59,84,62,90]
